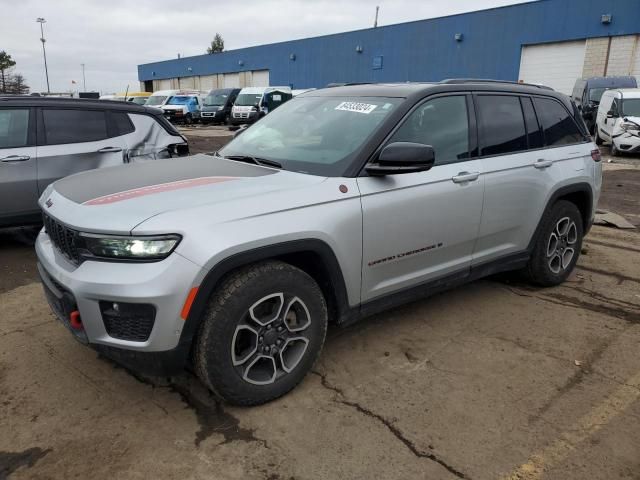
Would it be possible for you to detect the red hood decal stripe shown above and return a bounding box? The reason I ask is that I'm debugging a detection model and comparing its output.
[83,176,238,205]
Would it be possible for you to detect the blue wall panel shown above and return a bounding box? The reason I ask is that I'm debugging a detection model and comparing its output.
[138,0,640,88]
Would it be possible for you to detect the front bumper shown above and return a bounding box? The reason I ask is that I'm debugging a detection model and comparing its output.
[36,230,203,372]
[231,111,259,125]
[612,131,640,153]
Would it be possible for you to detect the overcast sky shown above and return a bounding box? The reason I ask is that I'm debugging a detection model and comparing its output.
[1,0,532,94]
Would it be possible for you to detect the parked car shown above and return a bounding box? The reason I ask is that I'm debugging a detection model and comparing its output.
[145,89,179,108]
[200,88,240,124]
[0,96,188,227]
[594,88,640,155]
[571,76,638,133]
[231,86,292,125]
[161,91,206,124]
[36,81,600,405]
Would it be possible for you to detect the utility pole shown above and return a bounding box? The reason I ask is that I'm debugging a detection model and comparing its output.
[36,17,50,93]
[81,63,86,91]
[374,6,379,28]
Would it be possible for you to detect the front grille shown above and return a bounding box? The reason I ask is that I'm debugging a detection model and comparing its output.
[99,301,156,342]
[42,213,81,264]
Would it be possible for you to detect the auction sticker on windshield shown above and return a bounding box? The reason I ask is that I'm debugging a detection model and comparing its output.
[335,102,378,114]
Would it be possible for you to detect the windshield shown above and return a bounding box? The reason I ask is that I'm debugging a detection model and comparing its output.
[204,93,229,106]
[219,96,402,176]
[622,98,640,117]
[146,95,167,106]
[235,93,263,106]
[167,96,195,105]
[589,88,607,103]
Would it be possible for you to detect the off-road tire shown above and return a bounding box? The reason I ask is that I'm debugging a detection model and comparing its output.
[524,200,583,287]
[194,261,328,405]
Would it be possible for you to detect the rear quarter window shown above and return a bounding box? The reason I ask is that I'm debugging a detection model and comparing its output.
[533,98,584,147]
[111,112,135,136]
[43,109,108,145]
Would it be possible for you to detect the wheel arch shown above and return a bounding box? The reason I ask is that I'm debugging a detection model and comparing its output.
[180,239,353,348]
[528,182,594,251]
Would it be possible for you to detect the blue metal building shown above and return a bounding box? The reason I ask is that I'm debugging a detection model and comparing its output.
[138,0,640,94]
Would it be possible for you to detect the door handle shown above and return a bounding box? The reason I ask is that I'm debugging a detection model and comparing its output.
[534,159,553,169]
[451,171,480,183]
[97,146,123,153]
[0,154,30,162]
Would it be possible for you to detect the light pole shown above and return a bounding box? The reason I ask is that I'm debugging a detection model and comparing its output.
[36,17,50,94]
[81,63,86,91]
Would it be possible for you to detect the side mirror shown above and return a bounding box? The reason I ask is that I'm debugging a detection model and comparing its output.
[607,110,616,118]
[365,142,435,176]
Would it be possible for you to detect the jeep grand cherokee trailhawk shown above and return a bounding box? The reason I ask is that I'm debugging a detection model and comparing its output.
[36,81,602,405]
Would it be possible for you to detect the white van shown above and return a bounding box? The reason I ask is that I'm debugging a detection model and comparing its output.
[594,88,640,156]
[230,86,293,125]
[145,89,180,108]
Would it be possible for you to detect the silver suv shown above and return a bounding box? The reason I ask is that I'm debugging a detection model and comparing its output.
[0,96,188,227]
[36,81,602,405]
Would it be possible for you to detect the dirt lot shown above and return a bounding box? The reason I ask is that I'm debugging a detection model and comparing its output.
[1,133,639,480]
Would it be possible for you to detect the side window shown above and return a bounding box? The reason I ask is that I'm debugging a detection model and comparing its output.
[476,95,527,156]
[521,97,543,149]
[0,109,30,149]
[389,95,470,165]
[112,112,135,136]
[610,99,620,117]
[533,97,584,146]
[43,109,108,145]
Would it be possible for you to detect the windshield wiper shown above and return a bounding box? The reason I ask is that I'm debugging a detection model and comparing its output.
[222,155,282,169]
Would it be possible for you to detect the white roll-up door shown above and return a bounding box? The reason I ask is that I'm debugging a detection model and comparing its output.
[252,70,270,87]
[223,73,240,88]
[518,40,586,95]
[157,79,172,90]
[200,75,218,91]
[179,76,195,89]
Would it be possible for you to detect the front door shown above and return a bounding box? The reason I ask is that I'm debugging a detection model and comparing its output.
[0,107,38,224]
[358,94,484,302]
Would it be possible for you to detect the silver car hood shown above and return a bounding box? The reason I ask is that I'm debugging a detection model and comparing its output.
[41,154,326,234]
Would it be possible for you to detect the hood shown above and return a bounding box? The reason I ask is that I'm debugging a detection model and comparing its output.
[41,154,326,234]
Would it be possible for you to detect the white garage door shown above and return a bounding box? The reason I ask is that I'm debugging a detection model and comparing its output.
[157,79,172,90]
[200,75,218,91]
[223,73,240,88]
[252,70,270,87]
[519,40,586,95]
[179,76,195,89]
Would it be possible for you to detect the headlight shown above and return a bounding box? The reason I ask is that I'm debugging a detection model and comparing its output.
[620,122,639,132]
[79,234,181,261]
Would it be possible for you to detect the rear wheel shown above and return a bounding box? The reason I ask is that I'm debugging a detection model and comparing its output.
[524,200,583,287]
[194,261,328,405]
[184,113,193,125]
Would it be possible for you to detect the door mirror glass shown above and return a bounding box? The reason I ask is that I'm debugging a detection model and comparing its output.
[366,142,435,176]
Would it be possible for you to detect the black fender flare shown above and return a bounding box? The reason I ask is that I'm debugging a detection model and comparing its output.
[527,182,594,252]
[179,239,352,348]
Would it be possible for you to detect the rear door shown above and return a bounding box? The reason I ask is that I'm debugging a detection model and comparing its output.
[0,107,38,223]
[358,94,484,302]
[36,107,128,194]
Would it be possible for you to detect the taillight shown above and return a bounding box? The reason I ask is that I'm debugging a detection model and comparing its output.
[591,149,601,162]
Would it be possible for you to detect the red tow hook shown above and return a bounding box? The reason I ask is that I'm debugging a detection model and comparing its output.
[69,310,83,330]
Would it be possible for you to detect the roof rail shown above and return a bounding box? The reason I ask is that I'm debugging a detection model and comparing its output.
[440,78,554,91]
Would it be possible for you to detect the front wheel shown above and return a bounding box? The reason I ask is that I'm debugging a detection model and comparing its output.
[594,128,603,146]
[524,200,583,287]
[194,261,328,405]
[611,141,620,156]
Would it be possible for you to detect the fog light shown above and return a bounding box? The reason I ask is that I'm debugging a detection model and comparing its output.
[99,301,156,342]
